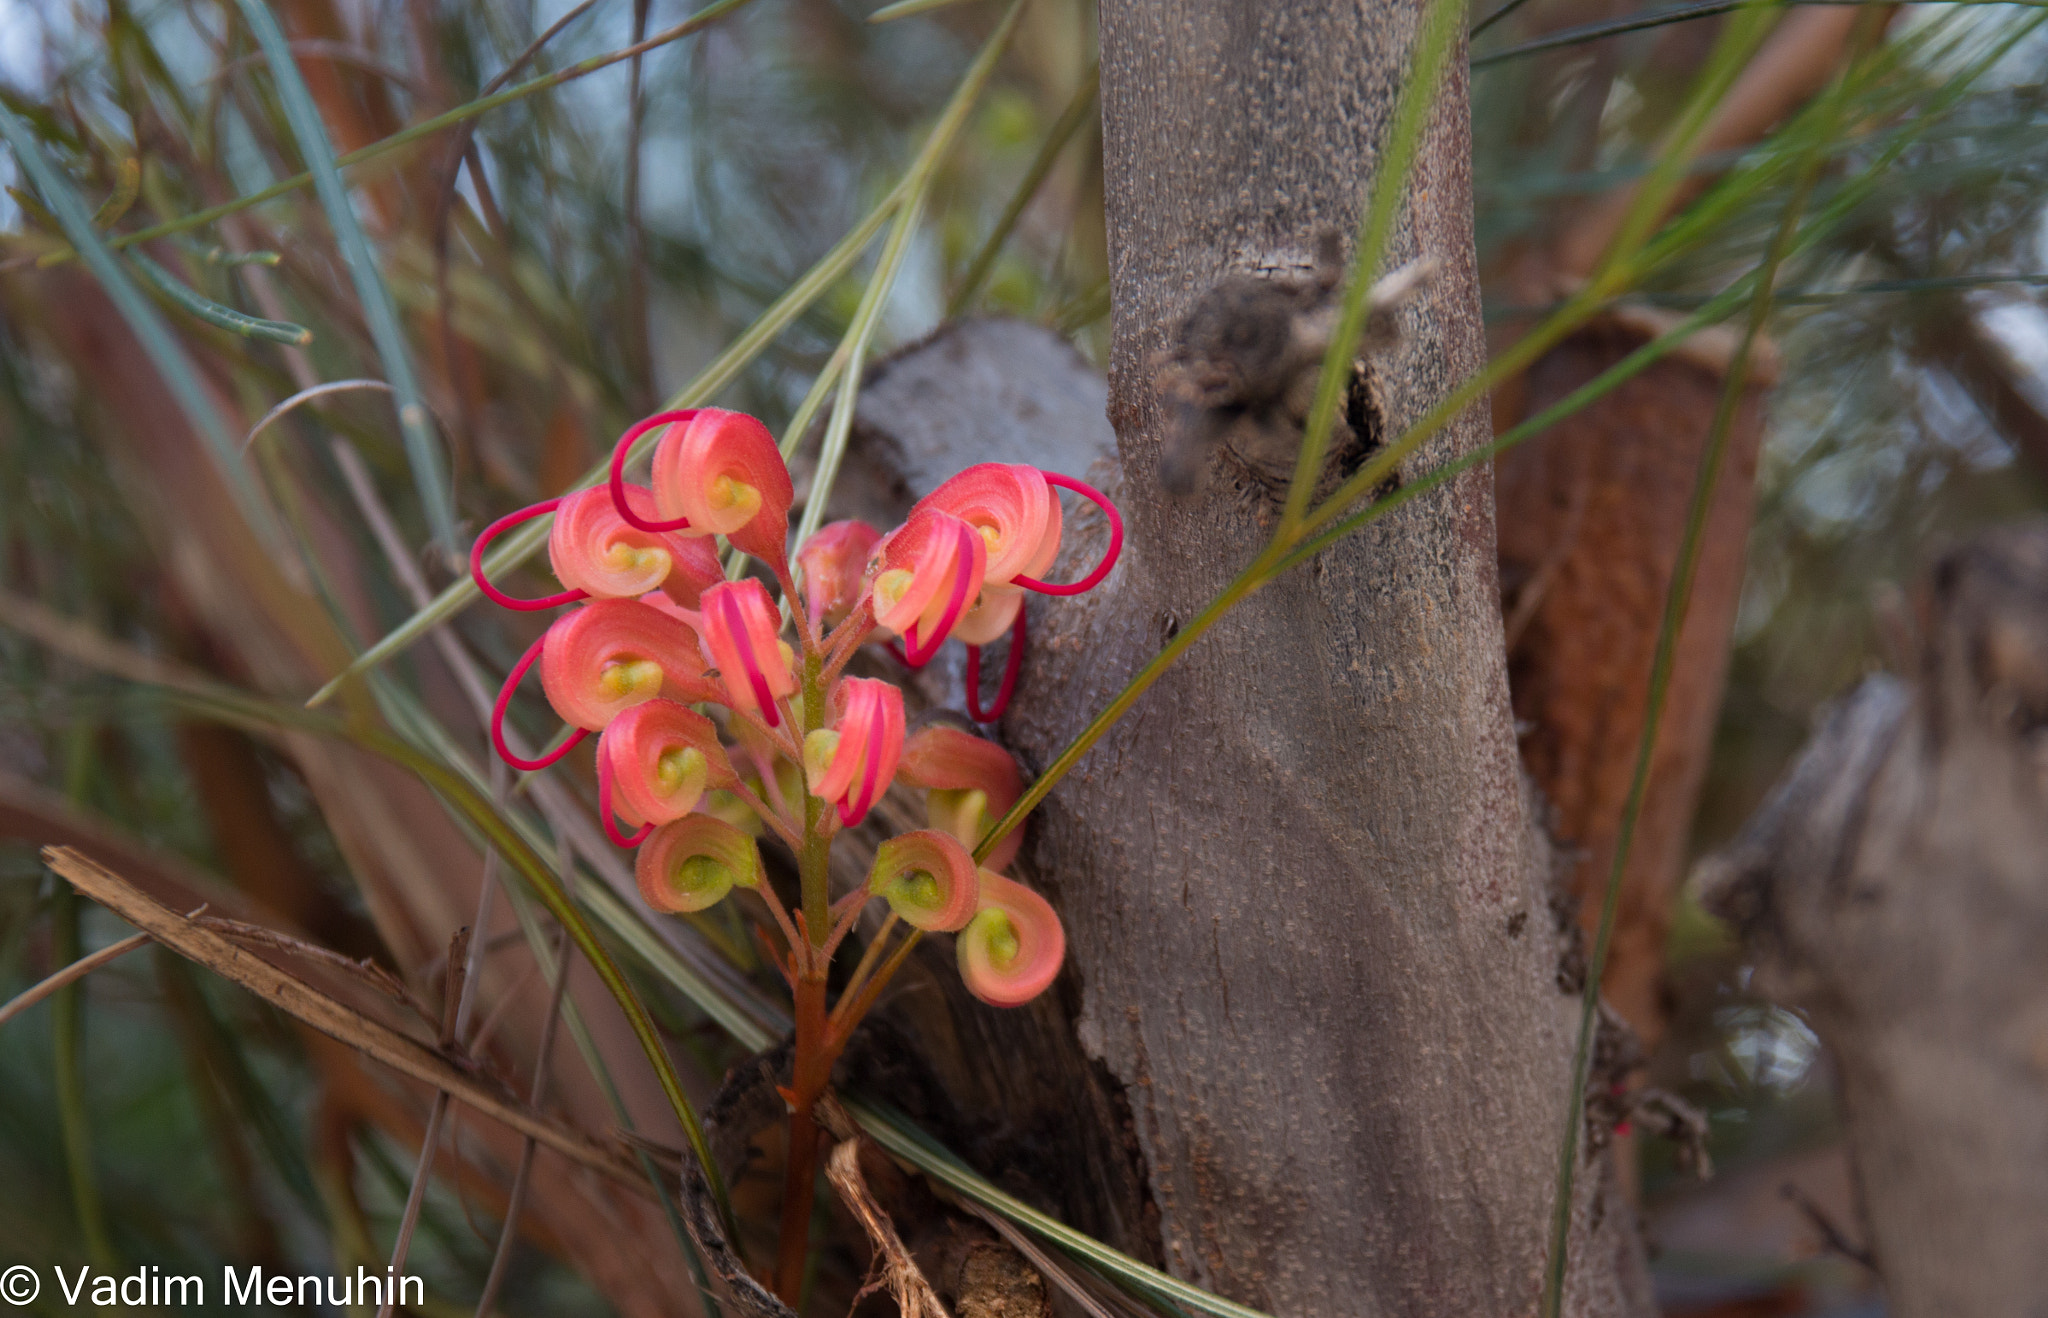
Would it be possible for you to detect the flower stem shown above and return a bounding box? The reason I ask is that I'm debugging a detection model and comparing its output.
[774,973,830,1306]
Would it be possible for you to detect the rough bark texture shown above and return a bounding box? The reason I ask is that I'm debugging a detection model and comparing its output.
[831,2,1657,1308]
[1700,521,2048,1318]
[837,318,1163,1259]
[1495,314,1766,1047]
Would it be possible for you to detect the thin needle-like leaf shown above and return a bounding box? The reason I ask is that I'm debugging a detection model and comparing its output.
[849,1101,1276,1318]
[0,103,286,550]
[129,250,311,345]
[795,0,1031,551]
[948,63,1099,319]
[1280,0,1464,533]
[0,931,153,1031]
[868,0,978,21]
[1539,9,1886,1308]
[241,380,396,453]
[232,0,454,552]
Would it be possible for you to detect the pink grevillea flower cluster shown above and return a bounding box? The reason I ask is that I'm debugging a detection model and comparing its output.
[472,408,1120,1010]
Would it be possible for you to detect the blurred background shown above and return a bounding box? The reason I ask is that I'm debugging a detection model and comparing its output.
[1,1,2044,1315]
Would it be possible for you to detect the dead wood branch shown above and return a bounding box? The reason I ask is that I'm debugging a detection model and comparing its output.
[41,845,649,1194]
[1700,520,2048,1315]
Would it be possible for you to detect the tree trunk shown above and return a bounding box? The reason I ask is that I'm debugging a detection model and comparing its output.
[1700,520,2048,1317]
[842,3,1659,1312]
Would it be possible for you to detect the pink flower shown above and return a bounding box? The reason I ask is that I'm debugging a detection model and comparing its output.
[539,599,720,731]
[698,578,798,725]
[957,871,1064,1007]
[896,725,1026,870]
[636,815,762,913]
[598,699,738,827]
[912,463,1061,587]
[650,409,794,567]
[795,520,881,628]
[949,587,1024,647]
[548,484,723,604]
[869,509,987,664]
[866,830,981,931]
[803,676,905,827]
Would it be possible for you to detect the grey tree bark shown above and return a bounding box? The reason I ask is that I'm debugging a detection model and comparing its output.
[831,2,1656,1313]
[1701,521,2048,1318]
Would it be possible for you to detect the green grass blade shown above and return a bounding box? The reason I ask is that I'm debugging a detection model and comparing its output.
[232,0,454,553]
[1537,10,1883,1307]
[868,0,977,21]
[794,0,1031,551]
[128,251,311,345]
[947,63,1099,319]
[1281,0,1464,532]
[40,0,760,269]
[0,103,287,552]
[849,1100,1276,1318]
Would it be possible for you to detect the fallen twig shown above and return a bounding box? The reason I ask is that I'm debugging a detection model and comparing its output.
[40,846,647,1192]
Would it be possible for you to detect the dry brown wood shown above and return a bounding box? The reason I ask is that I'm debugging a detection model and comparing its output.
[41,844,649,1194]
[1494,316,1765,1047]
[1700,521,2048,1316]
[826,1137,954,1318]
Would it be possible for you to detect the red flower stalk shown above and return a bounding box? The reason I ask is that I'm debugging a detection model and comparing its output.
[865,830,980,931]
[803,677,905,828]
[650,409,794,568]
[538,598,717,731]
[636,814,763,913]
[896,724,1027,870]
[795,519,880,629]
[548,484,722,604]
[698,578,798,726]
[471,497,587,611]
[1011,471,1123,596]
[957,871,1064,1007]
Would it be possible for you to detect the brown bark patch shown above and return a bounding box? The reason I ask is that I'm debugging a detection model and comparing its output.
[1495,316,1765,1048]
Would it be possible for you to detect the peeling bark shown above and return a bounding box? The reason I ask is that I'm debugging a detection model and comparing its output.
[1701,520,2048,1318]
[1495,314,1766,1047]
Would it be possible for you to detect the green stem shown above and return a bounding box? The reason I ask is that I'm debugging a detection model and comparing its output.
[50,882,116,1269]
[975,563,1266,864]
[1282,0,1464,533]
[947,63,1100,320]
[1536,10,1880,1312]
[790,0,1030,552]
[128,251,311,344]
